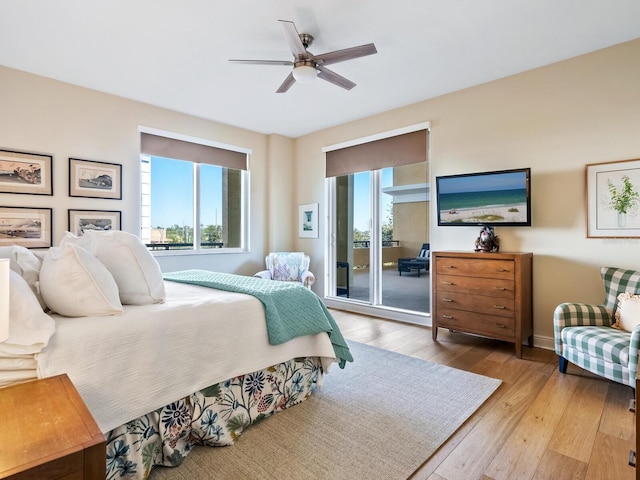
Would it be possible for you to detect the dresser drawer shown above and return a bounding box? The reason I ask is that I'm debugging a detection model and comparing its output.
[436,290,515,318]
[432,251,533,358]
[435,257,514,280]
[436,274,514,299]
[436,307,515,340]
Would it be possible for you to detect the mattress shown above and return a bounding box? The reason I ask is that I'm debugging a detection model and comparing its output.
[36,280,337,433]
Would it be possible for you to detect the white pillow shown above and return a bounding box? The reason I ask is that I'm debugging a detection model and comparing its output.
[613,292,640,332]
[0,270,56,355]
[61,230,166,305]
[0,245,44,308]
[39,244,123,317]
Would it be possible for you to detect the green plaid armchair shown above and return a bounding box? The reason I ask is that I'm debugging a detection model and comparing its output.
[554,267,640,387]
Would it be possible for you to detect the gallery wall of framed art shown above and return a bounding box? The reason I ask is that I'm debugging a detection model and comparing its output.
[0,149,124,248]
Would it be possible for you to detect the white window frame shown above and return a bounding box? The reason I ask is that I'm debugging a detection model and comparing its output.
[139,126,251,256]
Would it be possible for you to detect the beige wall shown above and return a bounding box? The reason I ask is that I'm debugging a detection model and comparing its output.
[0,64,280,276]
[2,38,639,345]
[294,39,640,343]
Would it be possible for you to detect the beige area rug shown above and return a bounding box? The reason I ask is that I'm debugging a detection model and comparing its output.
[150,341,501,480]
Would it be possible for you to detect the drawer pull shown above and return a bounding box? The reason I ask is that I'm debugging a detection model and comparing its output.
[495,323,506,328]
[493,287,506,291]
[442,298,453,302]
[495,269,509,272]
[443,265,455,269]
[442,281,454,285]
[442,314,454,319]
[493,305,506,309]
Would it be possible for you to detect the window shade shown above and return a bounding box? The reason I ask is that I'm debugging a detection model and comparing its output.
[325,129,428,177]
[140,133,247,170]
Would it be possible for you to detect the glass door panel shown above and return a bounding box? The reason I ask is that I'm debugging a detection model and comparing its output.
[329,162,429,317]
[379,163,429,313]
[335,171,370,302]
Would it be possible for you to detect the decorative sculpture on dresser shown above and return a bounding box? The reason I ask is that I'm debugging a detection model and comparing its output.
[474,225,499,253]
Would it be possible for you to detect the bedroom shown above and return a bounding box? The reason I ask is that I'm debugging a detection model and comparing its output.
[0,1,640,478]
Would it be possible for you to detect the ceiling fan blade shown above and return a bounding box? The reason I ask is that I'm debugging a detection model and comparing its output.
[317,66,356,90]
[276,72,296,93]
[278,20,308,59]
[229,59,293,66]
[314,43,377,66]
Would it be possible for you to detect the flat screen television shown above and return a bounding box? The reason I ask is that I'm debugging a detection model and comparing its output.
[436,167,531,226]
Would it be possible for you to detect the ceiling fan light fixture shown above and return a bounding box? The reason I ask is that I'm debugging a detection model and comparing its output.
[292,63,317,83]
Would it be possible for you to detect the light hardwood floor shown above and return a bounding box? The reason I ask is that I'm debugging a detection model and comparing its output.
[330,308,636,480]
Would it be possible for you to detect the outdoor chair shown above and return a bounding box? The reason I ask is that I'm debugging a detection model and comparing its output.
[254,252,315,288]
[554,266,640,388]
[397,243,430,277]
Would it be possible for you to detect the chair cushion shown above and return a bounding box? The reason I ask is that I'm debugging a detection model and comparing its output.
[266,252,308,282]
[601,267,640,314]
[613,292,640,332]
[561,325,630,366]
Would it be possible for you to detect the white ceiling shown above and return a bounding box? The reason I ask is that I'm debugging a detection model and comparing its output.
[1,1,639,138]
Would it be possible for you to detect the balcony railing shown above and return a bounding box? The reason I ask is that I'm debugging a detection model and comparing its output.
[146,242,224,251]
[353,240,400,248]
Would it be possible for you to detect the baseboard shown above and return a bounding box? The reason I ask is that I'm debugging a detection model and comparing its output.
[327,301,558,352]
[532,334,555,351]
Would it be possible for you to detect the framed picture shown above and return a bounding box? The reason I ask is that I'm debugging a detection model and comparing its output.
[68,209,121,237]
[587,158,640,238]
[0,206,52,248]
[0,149,53,195]
[69,158,122,199]
[299,203,318,238]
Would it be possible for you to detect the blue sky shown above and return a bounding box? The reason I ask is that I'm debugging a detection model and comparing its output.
[151,157,221,228]
[152,156,392,231]
[353,168,394,231]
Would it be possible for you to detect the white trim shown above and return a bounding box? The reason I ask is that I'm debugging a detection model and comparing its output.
[325,298,431,325]
[533,334,555,351]
[382,183,430,204]
[322,121,431,153]
[138,125,253,155]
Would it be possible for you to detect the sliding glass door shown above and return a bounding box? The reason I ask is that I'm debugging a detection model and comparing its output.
[324,127,430,322]
[327,162,429,317]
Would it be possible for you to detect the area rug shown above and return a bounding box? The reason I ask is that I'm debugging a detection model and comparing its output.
[149,341,501,480]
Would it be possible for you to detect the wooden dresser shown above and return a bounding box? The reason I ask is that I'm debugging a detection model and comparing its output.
[0,374,105,480]
[432,251,533,358]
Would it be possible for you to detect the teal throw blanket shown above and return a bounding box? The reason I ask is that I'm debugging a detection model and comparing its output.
[163,270,352,368]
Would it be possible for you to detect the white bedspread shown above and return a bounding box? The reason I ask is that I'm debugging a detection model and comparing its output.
[36,281,337,433]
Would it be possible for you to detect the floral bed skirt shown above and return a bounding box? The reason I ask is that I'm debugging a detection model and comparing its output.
[105,356,324,479]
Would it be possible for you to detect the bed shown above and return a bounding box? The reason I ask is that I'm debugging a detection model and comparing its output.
[0,231,351,480]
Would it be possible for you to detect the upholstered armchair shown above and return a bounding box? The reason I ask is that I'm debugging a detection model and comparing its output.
[254,252,316,288]
[554,267,640,388]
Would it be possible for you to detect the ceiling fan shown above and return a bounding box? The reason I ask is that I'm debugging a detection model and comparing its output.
[229,20,377,93]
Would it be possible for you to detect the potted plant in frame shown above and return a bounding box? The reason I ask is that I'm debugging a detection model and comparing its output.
[607,175,640,227]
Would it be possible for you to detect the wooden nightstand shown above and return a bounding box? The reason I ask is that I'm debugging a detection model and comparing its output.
[0,374,106,480]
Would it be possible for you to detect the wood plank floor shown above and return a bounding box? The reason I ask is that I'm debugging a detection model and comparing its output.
[330,309,636,480]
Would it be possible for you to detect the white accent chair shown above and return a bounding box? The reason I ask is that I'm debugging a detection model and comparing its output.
[254,252,316,288]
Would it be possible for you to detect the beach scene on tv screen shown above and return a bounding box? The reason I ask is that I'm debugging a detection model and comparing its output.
[438,171,528,224]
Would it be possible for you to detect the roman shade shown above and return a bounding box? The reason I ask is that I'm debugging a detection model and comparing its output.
[325,129,428,178]
[140,133,247,170]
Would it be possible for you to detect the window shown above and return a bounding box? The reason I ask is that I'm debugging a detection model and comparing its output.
[140,131,249,253]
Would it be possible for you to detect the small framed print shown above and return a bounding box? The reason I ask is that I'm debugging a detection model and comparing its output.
[298,203,319,238]
[68,209,121,237]
[0,149,53,195]
[0,206,52,248]
[586,158,640,238]
[69,158,122,199]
